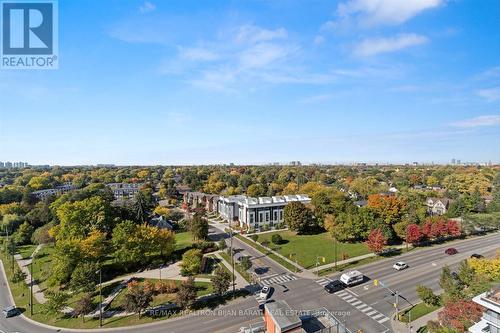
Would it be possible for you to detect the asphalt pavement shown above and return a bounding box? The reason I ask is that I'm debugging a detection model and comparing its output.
[0,230,498,333]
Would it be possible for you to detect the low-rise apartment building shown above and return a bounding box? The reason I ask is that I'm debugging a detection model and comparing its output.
[106,183,142,199]
[217,194,311,230]
[470,287,500,333]
[31,183,75,200]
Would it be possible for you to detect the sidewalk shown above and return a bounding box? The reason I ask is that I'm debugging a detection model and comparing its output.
[14,244,47,304]
[391,307,440,333]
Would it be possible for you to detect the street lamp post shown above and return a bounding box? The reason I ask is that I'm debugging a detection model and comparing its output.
[30,259,33,315]
[97,268,103,327]
[229,227,235,297]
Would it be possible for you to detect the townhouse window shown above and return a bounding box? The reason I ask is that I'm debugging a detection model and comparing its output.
[273,211,278,221]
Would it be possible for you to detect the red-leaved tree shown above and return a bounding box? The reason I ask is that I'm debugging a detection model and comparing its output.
[446,220,461,237]
[366,228,387,254]
[438,299,483,332]
[422,221,433,240]
[431,219,447,239]
[406,224,423,245]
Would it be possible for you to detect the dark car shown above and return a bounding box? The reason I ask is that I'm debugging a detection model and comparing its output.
[470,253,483,259]
[445,248,458,255]
[324,280,345,293]
[2,306,20,318]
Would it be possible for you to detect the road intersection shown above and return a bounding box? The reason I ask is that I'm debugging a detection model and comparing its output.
[1,228,498,333]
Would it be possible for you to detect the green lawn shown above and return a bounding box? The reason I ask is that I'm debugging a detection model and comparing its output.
[235,235,300,272]
[17,244,38,259]
[174,231,194,251]
[399,302,440,323]
[220,251,252,283]
[253,231,371,269]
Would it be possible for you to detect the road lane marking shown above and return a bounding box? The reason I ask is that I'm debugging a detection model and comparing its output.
[345,288,359,297]
[378,317,390,324]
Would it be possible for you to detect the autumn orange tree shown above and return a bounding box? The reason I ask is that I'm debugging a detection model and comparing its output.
[438,299,482,333]
[366,228,387,254]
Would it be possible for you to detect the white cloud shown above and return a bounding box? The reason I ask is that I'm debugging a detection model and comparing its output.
[139,1,156,13]
[180,47,219,61]
[313,35,325,45]
[235,25,287,44]
[451,115,500,128]
[337,0,445,26]
[353,33,428,57]
[238,43,292,69]
[477,87,500,102]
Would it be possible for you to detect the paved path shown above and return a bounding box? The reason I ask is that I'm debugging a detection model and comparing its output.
[14,244,47,304]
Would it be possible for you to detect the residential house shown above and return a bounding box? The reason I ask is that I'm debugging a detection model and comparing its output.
[469,287,500,333]
[426,197,453,215]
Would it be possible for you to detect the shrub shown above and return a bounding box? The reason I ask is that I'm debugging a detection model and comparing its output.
[416,285,441,307]
[240,256,252,270]
[218,239,226,250]
[250,234,259,242]
[271,234,283,245]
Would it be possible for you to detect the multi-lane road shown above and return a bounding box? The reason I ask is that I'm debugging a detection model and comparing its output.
[1,228,498,333]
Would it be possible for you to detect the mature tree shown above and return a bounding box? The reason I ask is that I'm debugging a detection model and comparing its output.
[446,220,461,237]
[70,262,98,292]
[189,215,209,242]
[284,201,315,234]
[43,291,69,316]
[211,266,231,296]
[240,256,252,270]
[457,260,475,288]
[176,277,197,309]
[31,222,54,244]
[365,228,387,254]
[367,194,407,226]
[14,221,34,245]
[180,249,203,276]
[1,214,24,234]
[122,280,153,318]
[74,293,94,322]
[246,184,266,197]
[438,299,482,333]
[134,191,152,223]
[406,224,423,245]
[54,196,113,240]
[440,266,464,302]
[416,285,441,307]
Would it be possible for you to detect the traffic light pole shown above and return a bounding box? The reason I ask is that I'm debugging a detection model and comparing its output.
[373,278,412,332]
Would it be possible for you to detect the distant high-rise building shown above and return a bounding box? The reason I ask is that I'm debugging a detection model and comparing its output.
[451,158,456,165]
[0,161,4,168]
[5,162,12,168]
[457,159,461,165]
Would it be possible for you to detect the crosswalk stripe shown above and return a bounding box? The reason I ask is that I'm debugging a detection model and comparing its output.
[351,300,363,306]
[361,307,373,313]
[345,298,358,304]
[372,314,385,320]
[336,291,348,297]
[378,317,390,324]
[342,295,355,301]
[366,310,378,316]
[357,304,368,310]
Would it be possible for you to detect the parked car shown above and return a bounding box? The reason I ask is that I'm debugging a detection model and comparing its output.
[324,280,345,293]
[470,253,483,259]
[259,286,272,299]
[393,261,408,270]
[445,248,458,255]
[339,270,364,286]
[2,306,19,318]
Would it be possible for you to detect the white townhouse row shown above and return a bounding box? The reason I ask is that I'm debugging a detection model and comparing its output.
[217,194,311,230]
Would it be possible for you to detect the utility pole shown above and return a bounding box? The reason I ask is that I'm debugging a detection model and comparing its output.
[30,260,33,315]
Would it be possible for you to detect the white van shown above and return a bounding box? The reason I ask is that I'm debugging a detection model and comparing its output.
[339,270,364,286]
